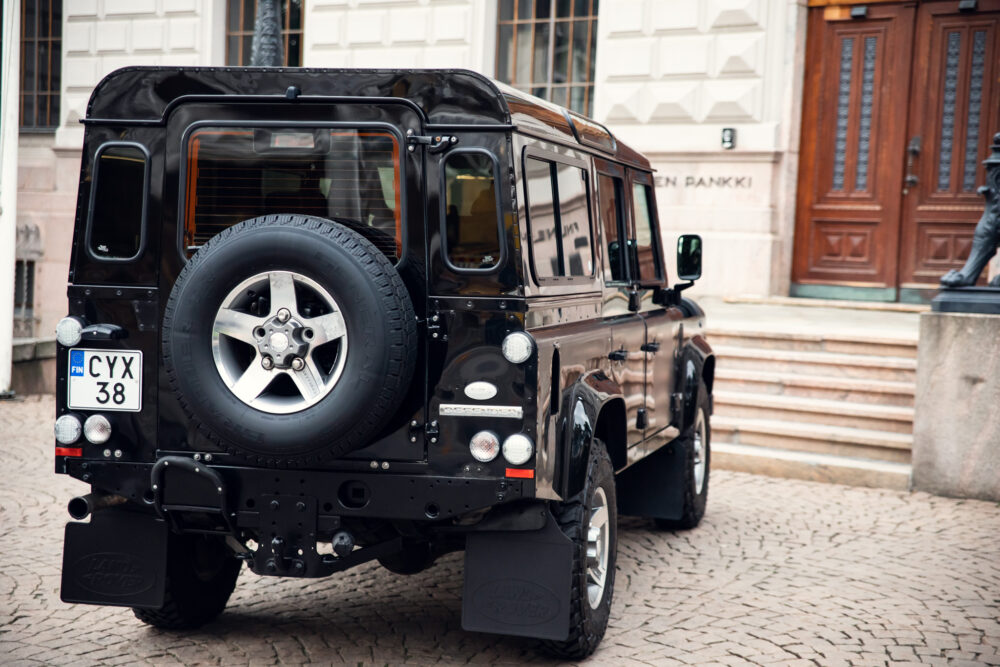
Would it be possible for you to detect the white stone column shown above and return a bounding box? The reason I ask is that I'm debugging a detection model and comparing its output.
[0,0,21,393]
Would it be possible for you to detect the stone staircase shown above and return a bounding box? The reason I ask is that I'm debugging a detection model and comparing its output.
[708,328,917,490]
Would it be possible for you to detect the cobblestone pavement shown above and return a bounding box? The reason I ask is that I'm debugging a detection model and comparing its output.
[1,396,999,666]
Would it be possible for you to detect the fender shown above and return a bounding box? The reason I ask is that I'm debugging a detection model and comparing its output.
[676,333,715,435]
[556,370,625,499]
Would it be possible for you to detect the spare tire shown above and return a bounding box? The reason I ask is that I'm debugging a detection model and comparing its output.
[163,214,417,466]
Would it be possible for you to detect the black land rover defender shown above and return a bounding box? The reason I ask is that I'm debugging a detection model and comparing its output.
[55,67,714,659]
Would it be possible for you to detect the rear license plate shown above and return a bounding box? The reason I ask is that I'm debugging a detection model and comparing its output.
[67,349,142,412]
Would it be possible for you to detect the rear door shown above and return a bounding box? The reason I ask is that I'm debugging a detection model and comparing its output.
[165,100,429,462]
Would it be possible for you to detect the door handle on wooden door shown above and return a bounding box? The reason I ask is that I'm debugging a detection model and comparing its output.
[904,136,920,194]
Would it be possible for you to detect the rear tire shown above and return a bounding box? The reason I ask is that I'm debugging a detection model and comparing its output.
[542,441,617,660]
[655,379,710,530]
[132,534,241,630]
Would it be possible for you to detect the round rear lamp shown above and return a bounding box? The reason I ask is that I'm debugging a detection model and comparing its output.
[56,316,85,347]
[469,430,500,462]
[501,331,535,364]
[502,434,534,465]
[54,414,82,445]
[83,414,112,445]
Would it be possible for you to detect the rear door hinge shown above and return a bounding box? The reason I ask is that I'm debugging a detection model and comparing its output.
[424,310,450,341]
[636,408,648,430]
[406,129,458,153]
[409,419,439,444]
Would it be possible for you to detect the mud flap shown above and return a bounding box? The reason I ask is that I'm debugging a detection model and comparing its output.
[616,441,687,520]
[461,512,573,641]
[61,508,168,608]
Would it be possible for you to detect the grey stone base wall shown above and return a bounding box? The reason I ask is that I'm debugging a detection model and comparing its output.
[913,312,1000,502]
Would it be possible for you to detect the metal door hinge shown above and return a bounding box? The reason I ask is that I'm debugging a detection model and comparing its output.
[408,419,439,444]
[406,129,458,153]
[424,311,449,341]
[640,341,660,353]
[636,408,648,430]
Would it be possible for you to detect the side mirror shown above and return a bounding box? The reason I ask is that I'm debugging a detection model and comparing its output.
[676,234,702,282]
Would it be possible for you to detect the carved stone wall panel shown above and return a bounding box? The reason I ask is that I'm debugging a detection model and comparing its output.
[714,32,764,76]
[706,0,763,30]
[659,36,711,76]
[701,80,761,122]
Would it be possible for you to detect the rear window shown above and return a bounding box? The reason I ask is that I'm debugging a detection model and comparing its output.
[184,127,401,260]
[89,144,147,261]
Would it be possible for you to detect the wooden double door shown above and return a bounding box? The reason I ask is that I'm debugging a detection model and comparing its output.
[793,0,1000,301]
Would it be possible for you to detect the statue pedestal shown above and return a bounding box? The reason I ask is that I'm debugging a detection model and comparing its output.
[913,312,1000,501]
[932,287,1000,314]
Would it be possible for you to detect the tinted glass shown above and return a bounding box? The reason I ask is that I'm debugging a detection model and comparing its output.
[598,174,625,282]
[186,128,401,261]
[556,163,592,276]
[444,153,500,270]
[90,145,146,259]
[632,182,662,281]
[526,157,560,278]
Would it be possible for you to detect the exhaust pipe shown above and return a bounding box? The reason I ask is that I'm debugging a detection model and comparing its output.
[68,493,127,520]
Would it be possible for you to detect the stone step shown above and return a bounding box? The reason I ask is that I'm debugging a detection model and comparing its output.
[711,415,912,463]
[706,328,918,359]
[712,441,911,490]
[713,345,917,383]
[715,368,915,407]
[713,391,914,434]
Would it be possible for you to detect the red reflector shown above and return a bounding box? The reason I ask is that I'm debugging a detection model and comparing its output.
[505,468,534,479]
[55,447,83,457]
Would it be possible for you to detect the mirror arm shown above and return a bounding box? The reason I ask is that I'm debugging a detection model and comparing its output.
[656,281,695,307]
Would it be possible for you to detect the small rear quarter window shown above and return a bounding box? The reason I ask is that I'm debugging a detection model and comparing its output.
[443,152,501,271]
[88,144,148,260]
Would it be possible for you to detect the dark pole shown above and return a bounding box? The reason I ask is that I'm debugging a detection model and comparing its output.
[250,0,284,67]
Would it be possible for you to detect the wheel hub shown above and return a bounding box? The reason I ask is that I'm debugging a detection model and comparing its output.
[255,314,310,369]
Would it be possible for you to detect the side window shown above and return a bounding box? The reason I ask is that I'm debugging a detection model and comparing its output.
[631,182,662,281]
[526,155,594,282]
[444,152,501,271]
[526,157,561,278]
[556,162,593,277]
[597,173,626,282]
[89,144,147,260]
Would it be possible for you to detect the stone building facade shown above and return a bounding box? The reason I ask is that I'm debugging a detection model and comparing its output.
[13,0,1000,337]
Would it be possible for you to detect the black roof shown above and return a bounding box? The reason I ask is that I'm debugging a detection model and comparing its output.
[85,67,651,170]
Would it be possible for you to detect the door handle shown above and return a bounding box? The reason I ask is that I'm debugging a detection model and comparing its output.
[904,136,921,194]
[608,349,627,362]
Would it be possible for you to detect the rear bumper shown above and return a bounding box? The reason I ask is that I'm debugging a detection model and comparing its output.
[64,457,531,524]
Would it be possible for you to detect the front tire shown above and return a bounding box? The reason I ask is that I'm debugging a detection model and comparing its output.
[543,441,617,660]
[132,534,241,630]
[655,379,710,530]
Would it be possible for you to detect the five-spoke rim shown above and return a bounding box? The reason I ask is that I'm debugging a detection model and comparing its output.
[693,407,707,495]
[587,485,610,609]
[211,271,348,414]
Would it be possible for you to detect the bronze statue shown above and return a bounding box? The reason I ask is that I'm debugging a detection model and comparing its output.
[940,133,1000,288]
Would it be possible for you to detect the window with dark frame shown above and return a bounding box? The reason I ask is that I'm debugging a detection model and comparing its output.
[597,173,626,283]
[444,152,501,271]
[631,182,662,281]
[19,0,62,131]
[185,127,402,260]
[226,0,303,66]
[496,0,599,117]
[525,156,594,280]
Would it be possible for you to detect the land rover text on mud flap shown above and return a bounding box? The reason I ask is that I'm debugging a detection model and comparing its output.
[55,67,715,659]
